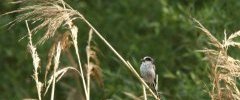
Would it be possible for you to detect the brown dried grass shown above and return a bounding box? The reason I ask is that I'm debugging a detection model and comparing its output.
[4,0,160,99]
[195,19,240,100]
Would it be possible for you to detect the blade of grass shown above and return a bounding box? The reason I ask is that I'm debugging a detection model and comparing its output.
[69,24,89,100]
[25,20,42,100]
[142,84,147,100]
[51,42,62,100]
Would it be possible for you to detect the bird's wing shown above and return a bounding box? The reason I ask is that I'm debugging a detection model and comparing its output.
[153,64,156,71]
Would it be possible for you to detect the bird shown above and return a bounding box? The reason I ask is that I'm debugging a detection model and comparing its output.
[140,56,158,94]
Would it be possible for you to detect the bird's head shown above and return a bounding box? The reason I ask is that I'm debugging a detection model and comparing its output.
[141,56,154,62]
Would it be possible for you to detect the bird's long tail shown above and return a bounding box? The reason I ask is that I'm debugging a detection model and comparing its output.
[151,75,160,99]
[151,83,159,95]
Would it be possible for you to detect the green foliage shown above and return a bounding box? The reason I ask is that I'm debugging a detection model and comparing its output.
[1,0,240,99]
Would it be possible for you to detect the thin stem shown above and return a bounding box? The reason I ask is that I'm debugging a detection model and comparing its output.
[155,74,159,94]
[142,84,147,100]
[51,42,62,100]
[51,66,56,100]
[70,25,89,100]
[25,20,42,100]
[87,68,90,100]
[74,40,89,100]
[60,1,89,99]
[86,29,93,100]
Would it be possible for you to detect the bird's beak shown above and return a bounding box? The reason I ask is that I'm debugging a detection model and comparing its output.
[141,58,144,62]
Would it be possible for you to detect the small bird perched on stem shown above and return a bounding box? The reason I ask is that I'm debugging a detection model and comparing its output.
[140,56,158,95]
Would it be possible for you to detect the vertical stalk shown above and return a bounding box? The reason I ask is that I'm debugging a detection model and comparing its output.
[142,84,147,100]
[70,25,89,100]
[86,29,93,100]
[51,42,61,100]
[25,20,42,100]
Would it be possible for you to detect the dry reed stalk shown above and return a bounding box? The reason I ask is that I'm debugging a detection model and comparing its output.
[25,20,42,100]
[195,19,240,100]
[85,28,103,99]
[86,29,93,100]
[142,84,147,100]
[69,24,89,100]
[50,42,61,100]
[155,74,159,96]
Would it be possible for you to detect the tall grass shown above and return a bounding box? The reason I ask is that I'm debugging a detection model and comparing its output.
[195,19,240,100]
[4,0,160,99]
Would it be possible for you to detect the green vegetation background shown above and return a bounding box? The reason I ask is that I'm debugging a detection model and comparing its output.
[1,0,240,99]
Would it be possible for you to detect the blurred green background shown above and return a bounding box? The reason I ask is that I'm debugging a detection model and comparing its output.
[1,0,240,100]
